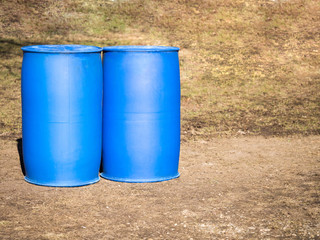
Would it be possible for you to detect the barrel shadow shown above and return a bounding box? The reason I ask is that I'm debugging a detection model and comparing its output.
[16,138,26,176]
[16,138,103,176]
[99,152,103,173]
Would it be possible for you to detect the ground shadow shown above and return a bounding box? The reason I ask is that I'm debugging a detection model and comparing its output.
[16,138,25,176]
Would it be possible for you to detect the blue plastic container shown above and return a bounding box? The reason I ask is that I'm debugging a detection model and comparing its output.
[101,46,181,182]
[21,45,103,187]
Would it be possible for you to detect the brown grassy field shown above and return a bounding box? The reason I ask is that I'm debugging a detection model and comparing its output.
[1,0,319,140]
[0,0,319,239]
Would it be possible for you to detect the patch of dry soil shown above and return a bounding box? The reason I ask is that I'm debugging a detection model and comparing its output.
[0,136,319,239]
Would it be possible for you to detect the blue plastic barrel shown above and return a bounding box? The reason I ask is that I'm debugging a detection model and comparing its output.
[101,46,181,182]
[21,45,103,187]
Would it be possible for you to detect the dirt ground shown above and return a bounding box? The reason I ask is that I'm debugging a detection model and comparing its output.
[0,136,319,239]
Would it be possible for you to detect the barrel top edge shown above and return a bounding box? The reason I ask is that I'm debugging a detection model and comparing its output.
[21,45,102,53]
[103,45,180,52]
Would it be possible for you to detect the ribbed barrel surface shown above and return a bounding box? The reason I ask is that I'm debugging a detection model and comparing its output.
[21,45,103,187]
[101,46,181,182]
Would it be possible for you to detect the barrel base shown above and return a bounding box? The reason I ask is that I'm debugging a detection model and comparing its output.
[100,172,180,183]
[24,176,100,187]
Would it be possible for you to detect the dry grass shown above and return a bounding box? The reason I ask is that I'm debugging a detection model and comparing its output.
[0,0,319,140]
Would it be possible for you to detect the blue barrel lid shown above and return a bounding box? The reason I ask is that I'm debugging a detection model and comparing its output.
[21,45,102,53]
[103,46,180,52]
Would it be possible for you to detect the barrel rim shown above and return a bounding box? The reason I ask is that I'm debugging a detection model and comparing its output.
[21,44,102,53]
[103,45,180,52]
